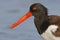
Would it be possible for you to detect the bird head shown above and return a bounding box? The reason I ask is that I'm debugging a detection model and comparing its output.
[10,3,48,29]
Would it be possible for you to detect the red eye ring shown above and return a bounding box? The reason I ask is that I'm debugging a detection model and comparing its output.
[32,7,37,11]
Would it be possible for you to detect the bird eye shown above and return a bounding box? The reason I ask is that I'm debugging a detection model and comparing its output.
[32,7,37,11]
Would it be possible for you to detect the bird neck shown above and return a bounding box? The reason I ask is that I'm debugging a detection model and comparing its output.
[40,19,50,34]
[34,14,50,34]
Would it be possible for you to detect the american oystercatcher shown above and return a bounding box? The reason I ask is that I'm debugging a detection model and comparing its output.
[10,3,60,40]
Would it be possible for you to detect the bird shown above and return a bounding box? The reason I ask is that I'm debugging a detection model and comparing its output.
[10,3,60,40]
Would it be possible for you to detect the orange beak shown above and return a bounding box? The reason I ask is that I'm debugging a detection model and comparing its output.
[10,12,32,29]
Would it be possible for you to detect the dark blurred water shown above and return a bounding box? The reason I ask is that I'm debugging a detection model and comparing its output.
[0,0,60,40]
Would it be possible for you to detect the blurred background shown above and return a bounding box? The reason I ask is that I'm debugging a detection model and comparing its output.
[0,0,60,40]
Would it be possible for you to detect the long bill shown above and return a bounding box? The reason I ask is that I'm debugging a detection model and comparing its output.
[10,12,32,29]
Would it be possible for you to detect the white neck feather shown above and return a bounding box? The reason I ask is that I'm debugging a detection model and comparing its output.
[41,25,60,40]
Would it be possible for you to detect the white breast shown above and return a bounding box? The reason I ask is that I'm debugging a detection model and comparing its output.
[41,25,60,40]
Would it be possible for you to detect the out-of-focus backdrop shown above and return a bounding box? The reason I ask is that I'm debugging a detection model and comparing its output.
[0,0,60,40]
